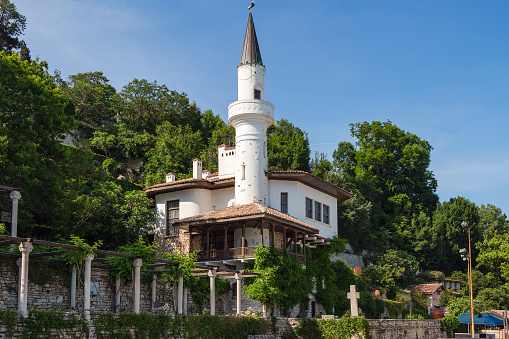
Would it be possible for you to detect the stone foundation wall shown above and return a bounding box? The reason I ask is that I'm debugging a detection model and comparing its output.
[367,319,443,339]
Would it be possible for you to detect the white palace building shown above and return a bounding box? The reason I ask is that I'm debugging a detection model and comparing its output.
[143,10,352,270]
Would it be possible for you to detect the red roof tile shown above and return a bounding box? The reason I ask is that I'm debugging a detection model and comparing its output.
[174,203,319,234]
[405,283,445,295]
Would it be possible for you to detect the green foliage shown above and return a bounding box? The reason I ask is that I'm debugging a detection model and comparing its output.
[439,288,456,308]
[61,235,102,266]
[446,297,480,317]
[331,121,438,253]
[305,237,346,314]
[411,291,428,310]
[383,297,409,318]
[295,317,370,339]
[59,71,117,127]
[402,308,431,319]
[267,119,311,172]
[0,309,17,337]
[162,251,197,284]
[477,283,509,311]
[245,245,311,315]
[441,314,460,338]
[94,313,268,339]
[0,0,26,51]
[19,309,88,338]
[363,249,418,293]
[109,236,155,281]
[476,232,509,285]
[0,223,7,235]
[143,122,204,186]
[479,204,509,240]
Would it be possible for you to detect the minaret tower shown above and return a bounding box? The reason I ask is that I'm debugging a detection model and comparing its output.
[228,8,274,206]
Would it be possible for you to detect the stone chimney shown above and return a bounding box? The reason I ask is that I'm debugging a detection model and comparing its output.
[166,173,176,183]
[193,159,202,179]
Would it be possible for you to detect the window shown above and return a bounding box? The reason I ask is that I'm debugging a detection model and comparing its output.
[281,193,288,214]
[254,89,261,99]
[305,198,313,218]
[166,200,179,236]
[314,201,322,222]
[323,204,330,224]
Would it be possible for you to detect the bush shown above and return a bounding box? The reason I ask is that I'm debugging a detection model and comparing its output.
[441,314,460,338]
[295,317,370,339]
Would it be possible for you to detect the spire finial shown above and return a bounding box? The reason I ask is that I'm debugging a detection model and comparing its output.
[248,1,255,11]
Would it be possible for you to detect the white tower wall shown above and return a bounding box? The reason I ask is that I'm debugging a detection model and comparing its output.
[228,100,274,205]
[237,64,265,100]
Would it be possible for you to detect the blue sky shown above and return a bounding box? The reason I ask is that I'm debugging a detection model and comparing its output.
[15,0,509,215]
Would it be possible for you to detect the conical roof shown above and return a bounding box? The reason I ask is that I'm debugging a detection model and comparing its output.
[239,11,263,66]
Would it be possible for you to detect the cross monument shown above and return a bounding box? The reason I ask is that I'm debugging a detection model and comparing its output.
[346,284,360,317]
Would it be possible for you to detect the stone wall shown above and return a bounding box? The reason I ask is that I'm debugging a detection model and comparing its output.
[367,319,443,339]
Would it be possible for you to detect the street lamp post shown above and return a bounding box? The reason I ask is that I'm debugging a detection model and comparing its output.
[460,221,475,338]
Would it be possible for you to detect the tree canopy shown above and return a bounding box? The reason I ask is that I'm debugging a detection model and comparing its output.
[0,0,26,52]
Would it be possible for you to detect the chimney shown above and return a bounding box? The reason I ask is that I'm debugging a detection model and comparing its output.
[193,159,202,179]
[166,173,176,183]
[202,170,210,179]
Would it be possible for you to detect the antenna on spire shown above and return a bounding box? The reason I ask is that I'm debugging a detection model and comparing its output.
[248,1,255,11]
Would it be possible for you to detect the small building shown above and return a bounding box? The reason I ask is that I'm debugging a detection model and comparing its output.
[406,283,446,311]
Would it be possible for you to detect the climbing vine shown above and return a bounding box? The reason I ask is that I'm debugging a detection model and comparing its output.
[108,236,155,281]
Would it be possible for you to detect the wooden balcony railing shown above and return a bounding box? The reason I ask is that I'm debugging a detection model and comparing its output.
[197,246,305,263]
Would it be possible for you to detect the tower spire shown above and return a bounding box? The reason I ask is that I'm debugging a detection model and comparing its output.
[239,10,263,66]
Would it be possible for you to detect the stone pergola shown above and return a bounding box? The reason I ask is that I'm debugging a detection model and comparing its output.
[0,184,21,237]
[0,235,259,318]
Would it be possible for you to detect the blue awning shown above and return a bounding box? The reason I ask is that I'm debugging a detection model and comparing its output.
[458,312,504,326]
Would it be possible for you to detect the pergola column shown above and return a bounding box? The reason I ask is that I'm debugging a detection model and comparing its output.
[260,220,263,246]
[18,242,33,317]
[16,258,21,312]
[177,275,184,314]
[208,270,217,315]
[115,275,121,313]
[183,288,189,315]
[242,225,246,256]
[133,258,143,314]
[235,273,243,315]
[83,253,94,320]
[71,265,77,308]
[9,191,21,237]
[151,274,157,310]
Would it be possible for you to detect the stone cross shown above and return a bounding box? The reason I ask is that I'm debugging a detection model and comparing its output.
[346,284,360,317]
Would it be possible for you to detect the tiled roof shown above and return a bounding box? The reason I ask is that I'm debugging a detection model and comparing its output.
[405,283,445,295]
[174,203,319,234]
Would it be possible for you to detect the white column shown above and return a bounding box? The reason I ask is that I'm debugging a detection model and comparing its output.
[16,258,22,312]
[70,265,77,308]
[235,273,243,315]
[208,270,217,316]
[151,275,157,310]
[9,191,21,237]
[83,253,94,320]
[18,242,33,317]
[133,258,142,314]
[177,276,184,314]
[183,288,188,315]
[115,275,121,313]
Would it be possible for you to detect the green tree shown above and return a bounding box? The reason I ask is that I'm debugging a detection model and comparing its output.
[479,204,509,240]
[363,249,419,294]
[199,110,235,172]
[245,245,311,315]
[267,119,310,172]
[310,152,333,179]
[331,121,438,252]
[439,288,456,308]
[477,283,509,311]
[0,0,26,52]
[446,297,480,317]
[0,53,76,236]
[427,197,481,274]
[60,71,117,127]
[476,232,509,285]
[143,122,204,186]
[114,79,202,134]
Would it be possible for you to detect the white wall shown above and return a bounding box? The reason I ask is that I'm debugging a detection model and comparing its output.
[268,180,338,239]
